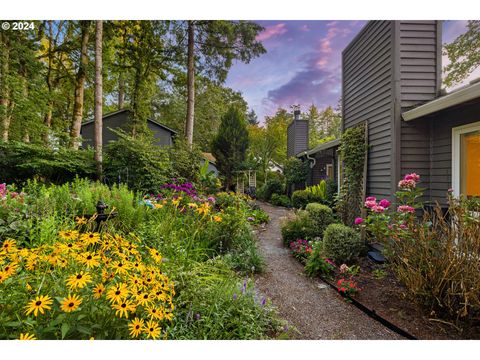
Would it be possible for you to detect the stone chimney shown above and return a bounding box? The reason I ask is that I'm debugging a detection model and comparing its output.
[287,108,309,157]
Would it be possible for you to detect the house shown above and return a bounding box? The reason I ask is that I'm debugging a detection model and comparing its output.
[201,152,219,175]
[289,20,480,205]
[80,109,177,148]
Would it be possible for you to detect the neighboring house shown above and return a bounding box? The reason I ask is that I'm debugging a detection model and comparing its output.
[81,109,177,148]
[289,20,480,205]
[201,152,219,175]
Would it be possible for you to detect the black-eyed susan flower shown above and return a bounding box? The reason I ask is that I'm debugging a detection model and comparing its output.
[128,318,144,338]
[148,248,162,263]
[111,260,130,275]
[80,232,100,245]
[60,294,82,313]
[78,252,100,268]
[66,271,92,290]
[112,299,136,318]
[75,216,88,225]
[18,333,36,340]
[0,271,8,284]
[146,305,163,320]
[59,230,79,241]
[24,295,53,317]
[3,261,18,277]
[106,283,129,303]
[135,291,154,307]
[92,283,105,299]
[1,239,16,253]
[143,320,161,339]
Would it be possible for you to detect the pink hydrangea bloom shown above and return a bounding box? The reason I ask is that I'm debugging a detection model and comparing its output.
[365,200,377,208]
[365,196,376,202]
[0,183,6,197]
[398,179,416,189]
[397,205,415,213]
[399,224,408,229]
[372,205,386,213]
[378,199,391,208]
[354,217,364,225]
[404,173,420,182]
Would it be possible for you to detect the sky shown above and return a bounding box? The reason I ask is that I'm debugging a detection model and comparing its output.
[225,20,478,123]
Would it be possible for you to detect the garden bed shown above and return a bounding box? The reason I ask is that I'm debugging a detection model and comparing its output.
[332,257,480,340]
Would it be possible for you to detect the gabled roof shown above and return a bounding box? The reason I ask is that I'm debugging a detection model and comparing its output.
[296,138,340,157]
[201,152,216,164]
[402,80,480,121]
[81,109,177,134]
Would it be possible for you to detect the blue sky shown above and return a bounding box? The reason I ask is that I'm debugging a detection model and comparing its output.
[225,20,476,123]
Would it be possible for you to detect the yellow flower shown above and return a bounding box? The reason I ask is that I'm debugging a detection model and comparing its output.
[111,260,131,275]
[146,305,164,320]
[149,248,162,263]
[80,232,100,245]
[0,271,8,283]
[3,261,18,277]
[18,333,36,340]
[112,299,136,318]
[93,283,105,299]
[196,202,210,216]
[143,320,161,339]
[154,203,163,209]
[66,271,92,290]
[128,318,144,338]
[59,230,79,241]
[187,202,198,209]
[164,312,174,321]
[171,197,182,207]
[24,295,53,317]
[213,215,222,222]
[60,294,82,313]
[106,282,129,304]
[78,251,100,268]
[75,216,88,225]
[1,239,17,253]
[135,291,154,307]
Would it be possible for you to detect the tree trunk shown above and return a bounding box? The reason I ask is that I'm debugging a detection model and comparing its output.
[118,72,125,109]
[185,20,195,148]
[70,21,90,150]
[0,32,11,142]
[94,21,103,181]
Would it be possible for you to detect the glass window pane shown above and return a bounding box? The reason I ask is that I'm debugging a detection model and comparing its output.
[460,130,480,197]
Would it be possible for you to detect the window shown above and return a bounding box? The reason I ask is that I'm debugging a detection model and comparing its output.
[452,121,480,198]
[326,164,334,180]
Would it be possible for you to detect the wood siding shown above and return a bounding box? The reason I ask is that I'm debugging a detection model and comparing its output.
[342,20,394,198]
[287,120,309,157]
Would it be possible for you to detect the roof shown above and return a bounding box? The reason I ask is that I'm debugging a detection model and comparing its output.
[201,152,216,164]
[296,139,341,157]
[402,80,480,121]
[81,109,177,134]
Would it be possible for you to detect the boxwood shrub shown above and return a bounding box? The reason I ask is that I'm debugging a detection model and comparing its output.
[323,223,363,264]
[305,203,335,237]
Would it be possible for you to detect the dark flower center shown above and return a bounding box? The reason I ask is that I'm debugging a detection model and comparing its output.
[149,328,153,332]
[143,294,148,299]
[69,302,74,307]
[135,325,140,329]
[121,304,126,308]
[115,290,121,295]
[89,234,94,238]
[87,255,92,260]
[118,263,123,267]
[35,301,42,306]
[68,244,73,248]
[76,274,82,279]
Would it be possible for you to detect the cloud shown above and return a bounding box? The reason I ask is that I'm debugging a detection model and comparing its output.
[256,23,288,42]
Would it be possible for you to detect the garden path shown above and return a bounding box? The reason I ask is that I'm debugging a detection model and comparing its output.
[254,202,403,340]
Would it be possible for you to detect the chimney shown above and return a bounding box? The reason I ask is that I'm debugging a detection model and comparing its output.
[287,107,309,158]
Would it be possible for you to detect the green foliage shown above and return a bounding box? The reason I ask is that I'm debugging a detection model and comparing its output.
[211,107,249,189]
[198,159,220,194]
[325,178,338,206]
[168,139,202,184]
[323,223,363,264]
[304,242,336,278]
[337,125,367,226]
[284,157,309,188]
[306,105,342,148]
[305,203,335,237]
[270,194,291,208]
[443,20,480,87]
[280,211,317,246]
[291,190,324,209]
[258,178,284,201]
[305,181,327,201]
[104,130,172,193]
[0,141,95,184]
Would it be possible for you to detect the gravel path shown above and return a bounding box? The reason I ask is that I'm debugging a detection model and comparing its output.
[254,202,403,340]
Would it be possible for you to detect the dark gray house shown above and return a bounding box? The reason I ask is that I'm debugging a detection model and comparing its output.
[81,109,177,148]
[342,20,480,205]
[289,20,480,204]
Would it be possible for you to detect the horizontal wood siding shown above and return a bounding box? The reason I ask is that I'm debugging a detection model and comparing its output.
[342,21,393,199]
[398,21,441,202]
[287,120,309,157]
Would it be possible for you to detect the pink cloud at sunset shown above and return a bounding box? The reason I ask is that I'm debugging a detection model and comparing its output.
[256,23,288,41]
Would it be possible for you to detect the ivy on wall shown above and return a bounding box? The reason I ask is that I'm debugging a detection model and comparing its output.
[336,124,368,226]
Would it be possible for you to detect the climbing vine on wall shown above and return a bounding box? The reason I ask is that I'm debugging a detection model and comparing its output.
[336,124,368,226]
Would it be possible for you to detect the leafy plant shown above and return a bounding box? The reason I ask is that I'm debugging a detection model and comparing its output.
[305,202,335,237]
[289,239,312,263]
[304,242,336,278]
[305,181,327,200]
[323,223,363,264]
[372,269,387,280]
[336,278,361,296]
[270,194,291,208]
[280,211,317,246]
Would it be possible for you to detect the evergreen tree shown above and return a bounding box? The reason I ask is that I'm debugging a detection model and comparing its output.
[211,106,249,190]
[247,108,258,125]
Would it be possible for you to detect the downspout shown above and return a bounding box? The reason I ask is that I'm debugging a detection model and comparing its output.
[305,151,316,187]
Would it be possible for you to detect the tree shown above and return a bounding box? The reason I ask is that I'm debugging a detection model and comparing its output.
[263,108,291,164]
[444,21,480,87]
[247,108,258,125]
[94,21,103,180]
[211,106,249,190]
[305,104,342,148]
[174,20,266,147]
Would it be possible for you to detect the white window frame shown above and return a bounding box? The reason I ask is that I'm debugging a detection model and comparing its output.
[452,121,480,197]
[326,163,334,180]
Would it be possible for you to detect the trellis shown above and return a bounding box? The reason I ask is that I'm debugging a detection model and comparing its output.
[235,170,257,194]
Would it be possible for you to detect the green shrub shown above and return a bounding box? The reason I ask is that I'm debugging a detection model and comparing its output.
[281,211,317,246]
[305,181,327,200]
[291,190,324,208]
[270,194,291,207]
[304,241,336,278]
[305,203,335,237]
[259,178,284,201]
[323,223,363,264]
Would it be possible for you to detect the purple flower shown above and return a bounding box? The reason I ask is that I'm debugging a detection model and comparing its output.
[247,217,254,222]
[195,313,201,320]
[260,297,266,306]
[233,293,237,300]
[354,217,364,225]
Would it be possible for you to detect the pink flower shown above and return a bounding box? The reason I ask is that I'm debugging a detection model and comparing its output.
[354,217,364,225]
[378,199,391,208]
[398,179,416,189]
[339,264,349,273]
[404,173,420,182]
[399,224,407,229]
[372,205,385,213]
[447,188,454,193]
[365,196,376,202]
[397,205,415,213]
[364,200,377,208]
